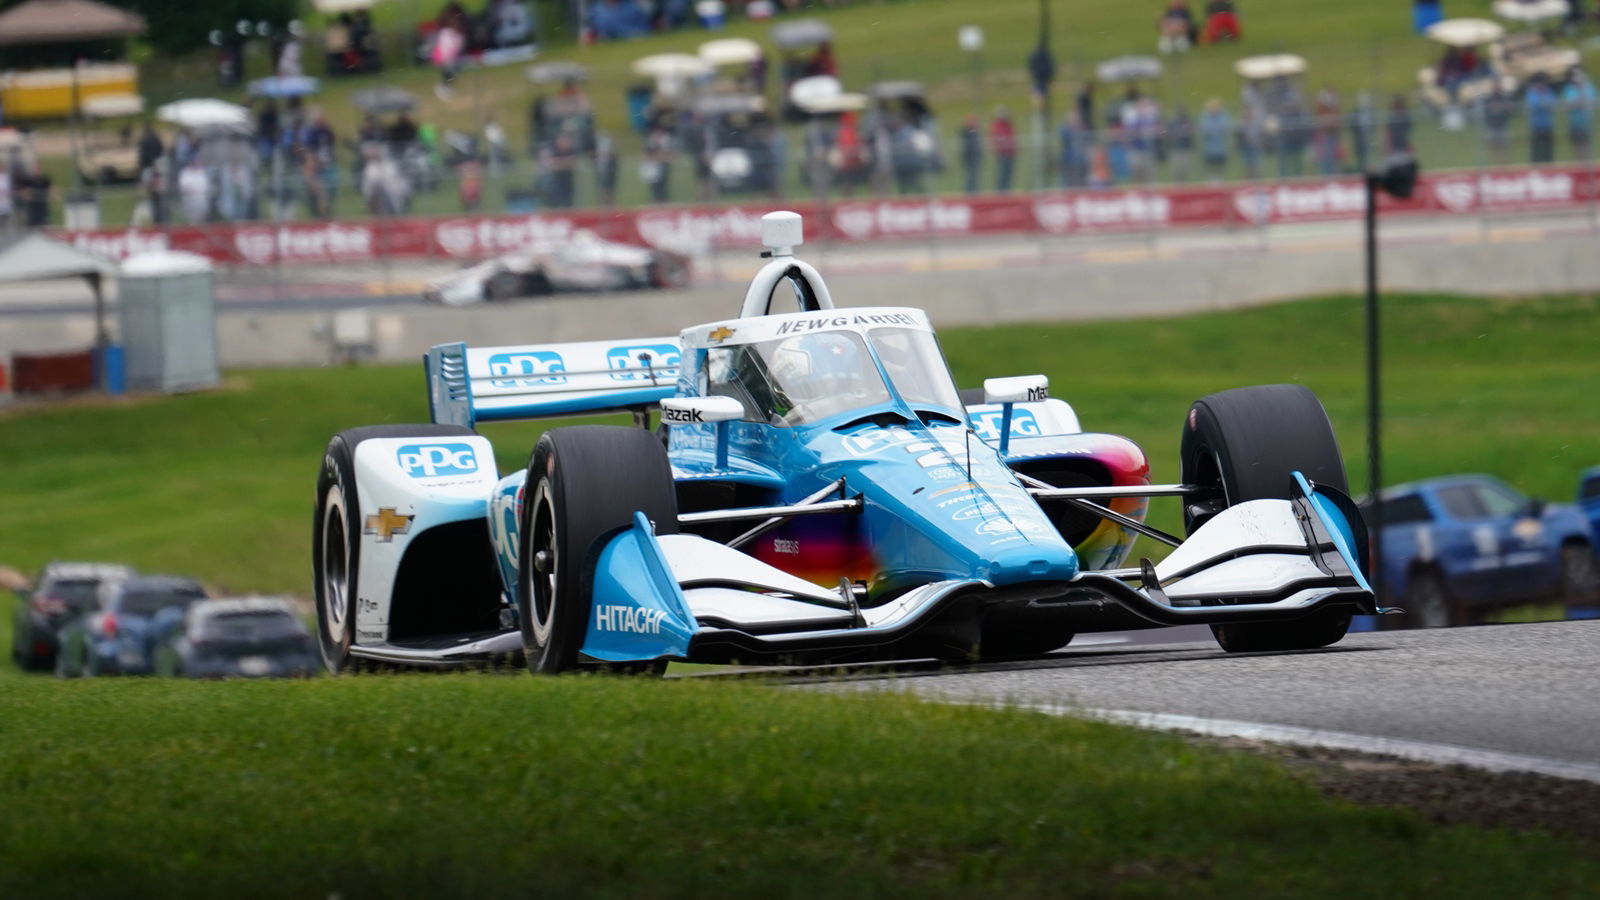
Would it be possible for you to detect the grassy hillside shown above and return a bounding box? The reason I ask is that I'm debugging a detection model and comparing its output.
[1,292,1596,596]
[38,0,1593,223]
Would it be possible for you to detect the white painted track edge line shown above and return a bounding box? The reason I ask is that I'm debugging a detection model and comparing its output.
[954,700,1600,785]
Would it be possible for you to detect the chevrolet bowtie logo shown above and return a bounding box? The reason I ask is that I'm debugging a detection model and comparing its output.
[708,326,736,343]
[364,507,413,542]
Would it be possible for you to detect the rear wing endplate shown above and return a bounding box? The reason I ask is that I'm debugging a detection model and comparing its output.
[426,338,682,428]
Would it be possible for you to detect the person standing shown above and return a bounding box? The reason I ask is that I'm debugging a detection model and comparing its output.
[1386,93,1414,155]
[0,165,13,232]
[1199,98,1231,181]
[1059,113,1087,187]
[178,159,211,224]
[594,134,618,206]
[1562,69,1596,162]
[1167,105,1195,183]
[1525,76,1557,163]
[989,107,1017,192]
[643,124,673,204]
[1483,84,1515,165]
[1349,92,1377,173]
[1312,86,1342,175]
[959,115,982,194]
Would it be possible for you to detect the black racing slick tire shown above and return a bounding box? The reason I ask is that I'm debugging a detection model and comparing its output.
[313,424,474,674]
[517,426,678,675]
[1179,384,1355,653]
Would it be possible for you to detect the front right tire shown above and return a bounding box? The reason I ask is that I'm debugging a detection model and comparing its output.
[516,426,678,675]
[313,424,474,674]
[1180,384,1356,653]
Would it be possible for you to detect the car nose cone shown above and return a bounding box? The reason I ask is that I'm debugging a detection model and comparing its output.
[983,543,1079,586]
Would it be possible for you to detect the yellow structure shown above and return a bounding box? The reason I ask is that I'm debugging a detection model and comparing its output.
[0,64,140,120]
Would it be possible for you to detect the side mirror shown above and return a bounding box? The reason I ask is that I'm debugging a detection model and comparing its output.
[660,395,744,426]
[983,375,1049,405]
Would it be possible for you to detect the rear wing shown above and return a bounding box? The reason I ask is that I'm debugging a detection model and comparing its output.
[426,338,683,428]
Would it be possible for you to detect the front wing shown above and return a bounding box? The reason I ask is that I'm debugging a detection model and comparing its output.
[577,473,1377,666]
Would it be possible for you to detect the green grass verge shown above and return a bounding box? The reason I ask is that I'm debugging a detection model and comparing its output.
[2,292,1596,597]
[2,674,1598,898]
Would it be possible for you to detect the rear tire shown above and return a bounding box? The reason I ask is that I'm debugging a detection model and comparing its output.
[517,426,678,675]
[313,424,474,674]
[1180,384,1355,653]
[1401,570,1459,629]
[1561,542,1600,614]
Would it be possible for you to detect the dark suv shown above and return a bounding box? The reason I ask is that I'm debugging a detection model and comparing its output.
[10,562,134,671]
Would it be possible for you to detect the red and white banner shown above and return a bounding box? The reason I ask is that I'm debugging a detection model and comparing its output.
[52,164,1600,267]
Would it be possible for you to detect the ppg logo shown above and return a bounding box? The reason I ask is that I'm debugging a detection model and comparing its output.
[487,351,567,387]
[397,443,479,478]
[971,409,1042,443]
[606,344,681,382]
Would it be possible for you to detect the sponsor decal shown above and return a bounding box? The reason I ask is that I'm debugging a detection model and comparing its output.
[976,517,1048,537]
[358,597,380,613]
[773,312,918,336]
[927,466,963,482]
[358,629,386,640]
[397,443,479,478]
[708,325,737,343]
[971,408,1043,443]
[1432,170,1575,212]
[832,200,974,240]
[1232,181,1366,224]
[607,344,681,382]
[662,405,706,424]
[1034,192,1172,233]
[69,229,171,261]
[363,507,414,542]
[434,215,581,258]
[952,503,1004,521]
[594,605,668,634]
[232,223,375,265]
[487,351,568,387]
[635,208,767,250]
[772,538,800,555]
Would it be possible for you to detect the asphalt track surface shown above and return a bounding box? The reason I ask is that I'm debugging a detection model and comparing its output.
[779,620,1600,778]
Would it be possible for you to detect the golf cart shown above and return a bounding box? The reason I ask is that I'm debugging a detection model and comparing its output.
[75,93,145,186]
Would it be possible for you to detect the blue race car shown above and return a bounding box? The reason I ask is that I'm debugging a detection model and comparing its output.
[1365,473,1599,628]
[311,211,1377,675]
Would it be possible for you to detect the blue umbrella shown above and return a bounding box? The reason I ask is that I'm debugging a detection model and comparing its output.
[248,75,321,99]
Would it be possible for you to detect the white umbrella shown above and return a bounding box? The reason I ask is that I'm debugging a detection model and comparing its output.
[1493,0,1570,22]
[1233,53,1309,80]
[311,0,382,12]
[1096,56,1164,83]
[82,93,145,119]
[526,61,588,84]
[1425,18,1507,47]
[631,53,712,80]
[771,18,832,49]
[699,37,762,67]
[796,92,868,115]
[156,98,251,132]
[788,74,842,109]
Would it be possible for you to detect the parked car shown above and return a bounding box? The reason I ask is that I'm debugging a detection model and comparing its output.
[154,598,318,678]
[54,576,208,677]
[10,562,134,672]
[1366,474,1599,628]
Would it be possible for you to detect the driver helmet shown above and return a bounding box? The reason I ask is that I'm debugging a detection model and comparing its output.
[776,332,874,402]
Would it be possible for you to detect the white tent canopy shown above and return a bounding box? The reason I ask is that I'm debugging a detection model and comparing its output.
[1493,0,1569,22]
[0,232,116,283]
[631,53,712,79]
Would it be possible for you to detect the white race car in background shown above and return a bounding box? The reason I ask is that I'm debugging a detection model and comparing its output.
[424,231,692,305]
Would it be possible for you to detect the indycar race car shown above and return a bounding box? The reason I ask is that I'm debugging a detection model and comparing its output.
[423,230,691,305]
[313,211,1382,674]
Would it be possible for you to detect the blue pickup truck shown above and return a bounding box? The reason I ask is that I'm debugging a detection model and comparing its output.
[1364,474,1598,628]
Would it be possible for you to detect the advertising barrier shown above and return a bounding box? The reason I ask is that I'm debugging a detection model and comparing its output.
[53,164,1600,267]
